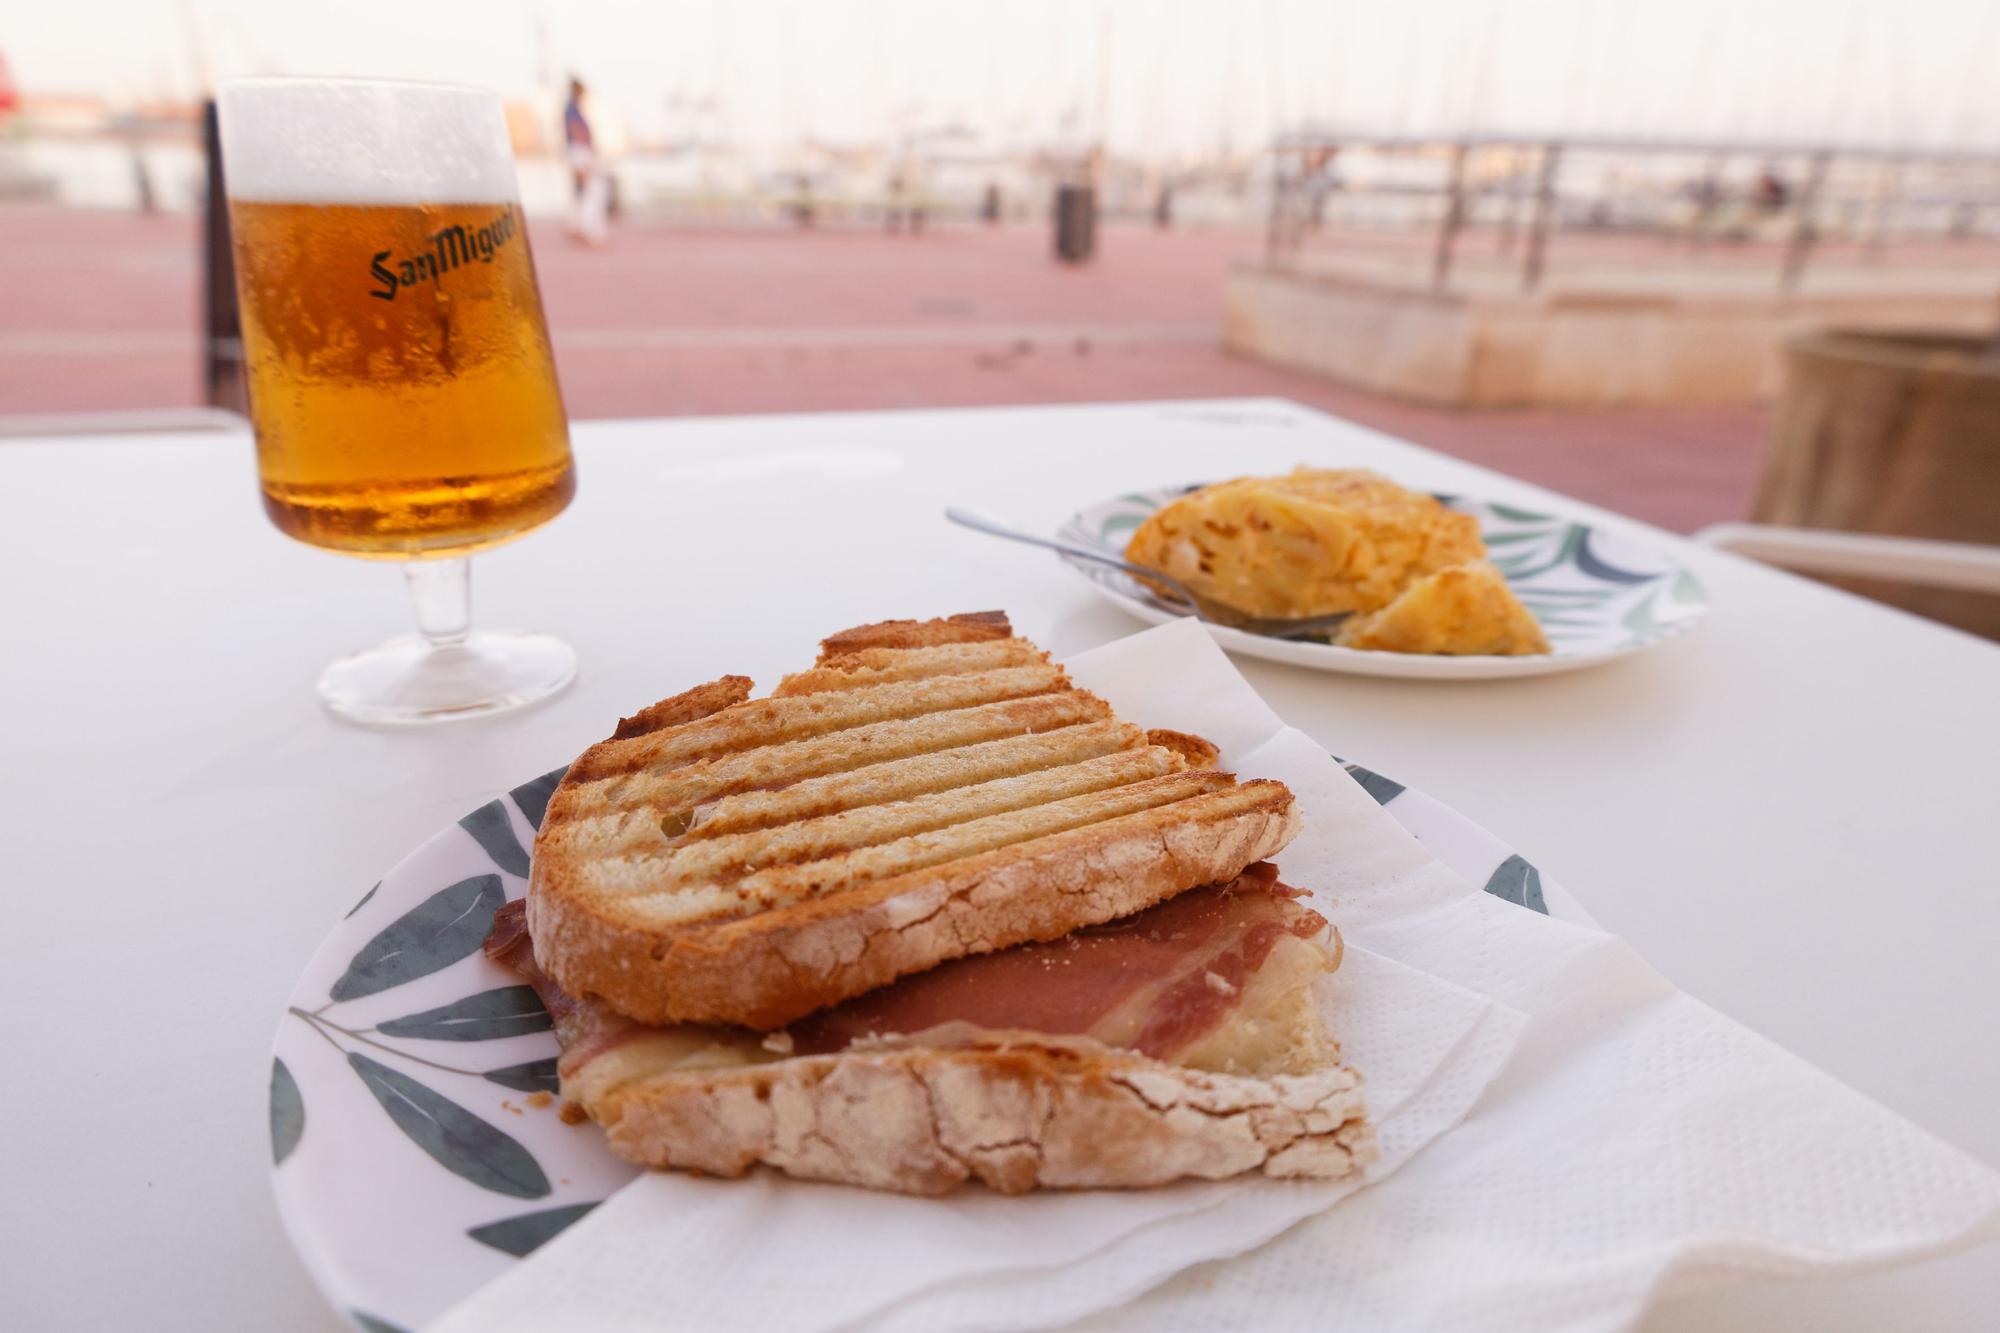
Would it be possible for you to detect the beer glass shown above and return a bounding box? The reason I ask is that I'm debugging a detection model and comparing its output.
[218,78,577,724]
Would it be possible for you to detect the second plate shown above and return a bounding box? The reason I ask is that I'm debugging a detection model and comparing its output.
[1057,484,1708,679]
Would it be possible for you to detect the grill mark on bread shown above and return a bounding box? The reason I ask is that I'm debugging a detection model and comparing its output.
[774,640,1046,697]
[537,726,1152,866]
[622,780,1302,1029]
[570,665,1073,782]
[682,720,1146,840]
[602,770,1237,921]
[544,693,1117,851]
[621,747,1188,891]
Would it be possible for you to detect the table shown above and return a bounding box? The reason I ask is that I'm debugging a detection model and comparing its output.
[3,399,1994,1331]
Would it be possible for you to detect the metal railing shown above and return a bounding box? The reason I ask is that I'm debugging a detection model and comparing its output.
[1265,130,2000,297]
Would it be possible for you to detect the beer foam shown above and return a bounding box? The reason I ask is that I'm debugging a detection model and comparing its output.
[219,79,520,205]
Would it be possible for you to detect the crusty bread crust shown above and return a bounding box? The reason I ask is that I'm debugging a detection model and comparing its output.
[531,779,1299,1028]
[612,675,753,740]
[586,1026,1377,1195]
[1145,727,1221,769]
[776,640,1048,698]
[818,611,1013,660]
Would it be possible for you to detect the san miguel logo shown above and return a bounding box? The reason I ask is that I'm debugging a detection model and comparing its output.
[368,207,519,301]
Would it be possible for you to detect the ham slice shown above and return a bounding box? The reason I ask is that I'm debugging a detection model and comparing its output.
[485,863,1335,1080]
[790,862,1330,1061]
[487,896,652,1082]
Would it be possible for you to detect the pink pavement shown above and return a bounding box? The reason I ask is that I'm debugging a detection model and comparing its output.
[0,205,1765,533]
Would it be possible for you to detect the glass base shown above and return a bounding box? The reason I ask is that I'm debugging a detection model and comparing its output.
[317,630,577,726]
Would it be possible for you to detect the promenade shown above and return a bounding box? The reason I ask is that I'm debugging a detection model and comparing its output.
[0,206,1765,533]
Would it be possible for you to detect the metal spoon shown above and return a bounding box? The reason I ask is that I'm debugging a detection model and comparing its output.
[944,506,1351,642]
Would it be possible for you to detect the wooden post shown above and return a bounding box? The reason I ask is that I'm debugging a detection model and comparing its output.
[201,99,246,413]
[1265,145,1295,267]
[1432,141,1469,292]
[1692,151,1725,253]
[1264,149,1280,264]
[1779,151,1831,296]
[1496,155,1522,256]
[1864,158,1902,261]
[1521,142,1560,292]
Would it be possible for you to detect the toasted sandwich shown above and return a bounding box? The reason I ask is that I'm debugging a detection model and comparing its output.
[488,864,1374,1194]
[528,612,1300,1029]
[507,613,1376,1194]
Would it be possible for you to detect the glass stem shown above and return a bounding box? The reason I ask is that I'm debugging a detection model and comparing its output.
[404,557,472,649]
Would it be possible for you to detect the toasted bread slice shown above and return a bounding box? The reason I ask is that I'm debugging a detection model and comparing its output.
[488,871,1378,1195]
[529,613,1302,1028]
[590,1030,1371,1195]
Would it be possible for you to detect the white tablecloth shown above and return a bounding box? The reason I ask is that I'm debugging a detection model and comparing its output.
[3,398,1995,1330]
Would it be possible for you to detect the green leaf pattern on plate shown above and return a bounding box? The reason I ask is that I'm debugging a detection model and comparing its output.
[459,800,532,878]
[1483,853,1549,914]
[1621,567,1709,640]
[351,1311,411,1333]
[329,875,505,1002]
[344,882,381,920]
[376,986,555,1042]
[509,766,569,833]
[270,1057,305,1166]
[1333,754,1548,915]
[1056,485,1708,657]
[1339,760,1406,806]
[282,791,596,1332]
[466,1202,601,1257]
[482,1057,561,1095]
[347,1052,551,1199]
[1486,521,1586,582]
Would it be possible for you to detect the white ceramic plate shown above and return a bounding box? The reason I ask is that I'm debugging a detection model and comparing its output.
[270,763,1588,1333]
[1058,484,1708,679]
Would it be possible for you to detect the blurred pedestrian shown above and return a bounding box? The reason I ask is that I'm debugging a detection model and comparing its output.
[1754,167,1791,215]
[564,76,610,248]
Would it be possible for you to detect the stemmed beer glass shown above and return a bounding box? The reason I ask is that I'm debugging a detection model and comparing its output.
[219,78,577,724]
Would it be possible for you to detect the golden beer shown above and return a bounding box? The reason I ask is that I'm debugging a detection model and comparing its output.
[220,77,580,723]
[230,199,574,557]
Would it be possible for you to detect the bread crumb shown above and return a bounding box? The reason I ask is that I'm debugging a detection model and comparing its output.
[526,1091,554,1109]
[559,1101,588,1125]
[762,1030,796,1055]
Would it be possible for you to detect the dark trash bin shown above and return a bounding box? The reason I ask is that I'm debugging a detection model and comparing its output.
[1054,184,1096,264]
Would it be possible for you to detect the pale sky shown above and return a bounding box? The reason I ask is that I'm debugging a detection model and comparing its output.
[4,0,1998,156]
